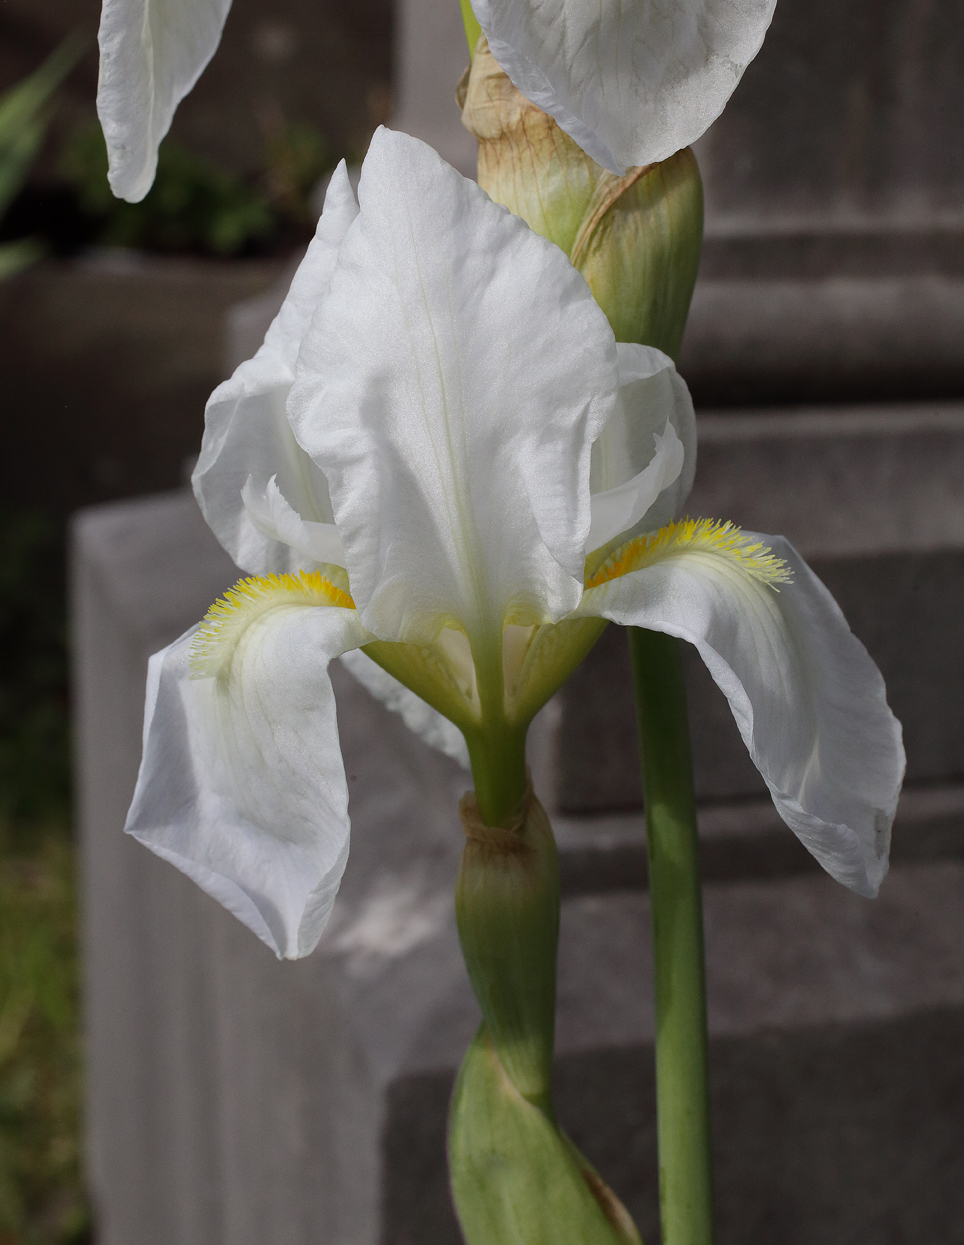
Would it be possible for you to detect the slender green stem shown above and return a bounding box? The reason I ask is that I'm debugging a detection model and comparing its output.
[458,0,483,55]
[464,629,528,827]
[628,627,714,1245]
[465,723,528,827]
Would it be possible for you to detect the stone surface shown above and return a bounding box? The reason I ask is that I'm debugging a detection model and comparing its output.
[386,1004,964,1245]
[11,0,961,235]
[694,0,964,231]
[554,783,964,896]
[7,0,964,531]
[74,471,964,1244]
[0,253,284,518]
[73,491,390,1245]
[680,278,964,405]
[386,0,964,404]
[60,0,964,1235]
[392,0,476,175]
[385,867,964,1244]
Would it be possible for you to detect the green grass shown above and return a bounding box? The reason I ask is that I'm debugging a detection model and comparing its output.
[0,511,89,1245]
[0,824,89,1245]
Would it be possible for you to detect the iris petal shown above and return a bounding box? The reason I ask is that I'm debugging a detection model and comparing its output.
[193,165,359,575]
[579,529,905,896]
[289,128,618,645]
[127,587,368,959]
[97,0,233,201]
[470,0,778,173]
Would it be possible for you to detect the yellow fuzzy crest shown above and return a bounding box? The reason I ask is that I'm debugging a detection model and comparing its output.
[585,518,793,591]
[190,571,354,677]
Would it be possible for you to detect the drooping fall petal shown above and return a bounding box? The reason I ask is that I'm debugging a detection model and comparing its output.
[126,575,368,958]
[579,527,904,896]
[470,0,777,174]
[97,0,233,201]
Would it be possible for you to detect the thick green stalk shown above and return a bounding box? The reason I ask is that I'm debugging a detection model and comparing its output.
[455,786,559,1119]
[451,783,643,1245]
[628,628,714,1245]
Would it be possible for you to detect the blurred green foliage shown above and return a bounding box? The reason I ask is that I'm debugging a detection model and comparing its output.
[261,118,336,223]
[0,515,87,1245]
[0,830,89,1245]
[60,123,275,256]
[0,38,84,280]
[58,116,338,258]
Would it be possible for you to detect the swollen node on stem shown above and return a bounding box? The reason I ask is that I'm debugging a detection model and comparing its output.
[455,782,559,1117]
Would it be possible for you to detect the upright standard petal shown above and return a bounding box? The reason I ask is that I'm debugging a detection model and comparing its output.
[588,343,696,550]
[126,572,368,959]
[579,525,904,896]
[193,165,359,576]
[289,127,618,645]
[470,0,777,173]
[97,0,233,201]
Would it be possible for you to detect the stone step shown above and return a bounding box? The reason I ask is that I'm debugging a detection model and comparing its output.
[555,782,964,896]
[381,863,964,1245]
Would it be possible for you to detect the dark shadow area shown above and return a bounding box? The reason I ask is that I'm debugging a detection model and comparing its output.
[383,1007,964,1245]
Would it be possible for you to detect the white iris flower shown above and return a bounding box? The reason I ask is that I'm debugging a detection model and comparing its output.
[125,129,903,959]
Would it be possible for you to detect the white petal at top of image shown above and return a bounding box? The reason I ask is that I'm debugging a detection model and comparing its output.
[97,0,233,201]
[470,0,777,172]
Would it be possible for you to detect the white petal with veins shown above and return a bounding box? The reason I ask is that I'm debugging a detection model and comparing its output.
[241,476,346,568]
[97,0,233,201]
[470,0,777,173]
[587,421,684,551]
[590,343,696,538]
[290,127,618,645]
[126,597,367,959]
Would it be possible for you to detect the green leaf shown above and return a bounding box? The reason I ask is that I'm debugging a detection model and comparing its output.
[0,35,86,221]
[449,1027,642,1245]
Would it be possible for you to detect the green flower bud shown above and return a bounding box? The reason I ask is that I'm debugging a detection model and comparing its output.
[455,782,559,1119]
[460,40,704,360]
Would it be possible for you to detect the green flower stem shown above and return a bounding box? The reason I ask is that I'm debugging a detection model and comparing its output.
[455,786,559,1120]
[628,627,714,1245]
[465,631,529,827]
[451,782,644,1244]
[465,724,529,827]
[458,0,482,55]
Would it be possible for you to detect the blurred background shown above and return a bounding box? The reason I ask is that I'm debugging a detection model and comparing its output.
[2,0,964,1241]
